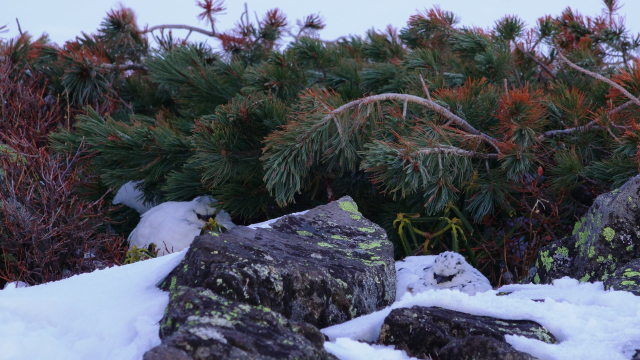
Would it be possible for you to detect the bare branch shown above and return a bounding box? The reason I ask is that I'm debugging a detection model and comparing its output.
[539,94,638,140]
[516,44,556,79]
[555,46,640,107]
[418,74,432,100]
[539,121,603,139]
[610,98,636,114]
[411,145,498,159]
[15,18,23,36]
[143,24,217,38]
[325,93,500,151]
[99,63,147,71]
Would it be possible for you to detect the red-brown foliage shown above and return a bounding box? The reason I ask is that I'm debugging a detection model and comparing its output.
[0,60,126,286]
[495,86,547,139]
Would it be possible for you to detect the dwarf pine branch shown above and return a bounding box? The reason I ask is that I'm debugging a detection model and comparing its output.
[555,46,640,107]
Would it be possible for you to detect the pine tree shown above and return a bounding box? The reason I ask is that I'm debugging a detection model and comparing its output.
[5,0,640,281]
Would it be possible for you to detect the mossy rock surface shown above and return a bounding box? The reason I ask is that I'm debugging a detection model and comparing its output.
[531,236,576,284]
[144,286,335,360]
[378,306,553,359]
[532,174,640,284]
[605,259,640,295]
[160,196,396,328]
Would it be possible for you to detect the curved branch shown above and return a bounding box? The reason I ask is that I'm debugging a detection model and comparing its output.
[539,94,638,140]
[411,145,498,159]
[555,47,640,107]
[143,24,217,38]
[540,121,603,139]
[325,93,500,152]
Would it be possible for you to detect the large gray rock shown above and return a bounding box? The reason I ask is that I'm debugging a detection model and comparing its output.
[438,336,537,360]
[144,286,335,360]
[159,196,396,328]
[378,306,554,359]
[532,174,640,284]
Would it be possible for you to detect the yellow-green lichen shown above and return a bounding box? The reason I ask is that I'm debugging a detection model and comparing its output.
[533,274,541,284]
[556,247,569,257]
[572,217,585,236]
[297,230,313,236]
[358,227,376,233]
[579,274,591,282]
[539,250,553,272]
[317,242,334,248]
[331,234,348,240]
[359,241,382,250]
[588,246,596,258]
[350,214,362,220]
[596,256,606,263]
[169,276,178,291]
[621,280,636,286]
[623,270,640,277]
[602,227,615,242]
[338,201,359,214]
[626,245,634,251]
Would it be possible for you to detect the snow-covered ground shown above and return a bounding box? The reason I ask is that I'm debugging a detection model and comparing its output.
[323,256,640,360]
[2,234,640,360]
[0,251,185,360]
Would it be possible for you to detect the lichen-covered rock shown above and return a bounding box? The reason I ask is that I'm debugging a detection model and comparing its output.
[161,196,395,328]
[605,259,640,295]
[532,175,640,284]
[530,236,576,284]
[438,336,537,360]
[378,306,554,359]
[144,286,335,360]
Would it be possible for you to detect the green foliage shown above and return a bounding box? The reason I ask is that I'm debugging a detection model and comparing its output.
[124,245,158,264]
[5,0,640,282]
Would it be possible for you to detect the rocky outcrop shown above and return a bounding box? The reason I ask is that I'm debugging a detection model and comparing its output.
[147,196,396,359]
[144,286,335,360]
[378,306,554,359]
[532,174,640,285]
[159,196,395,328]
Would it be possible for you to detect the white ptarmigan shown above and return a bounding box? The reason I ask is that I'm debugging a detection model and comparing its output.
[396,251,492,297]
[112,181,156,214]
[127,196,235,256]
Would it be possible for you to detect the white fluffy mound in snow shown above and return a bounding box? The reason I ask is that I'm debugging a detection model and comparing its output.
[128,196,235,255]
[396,253,491,296]
[0,251,185,360]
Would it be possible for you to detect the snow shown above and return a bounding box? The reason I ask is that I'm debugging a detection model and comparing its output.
[0,250,185,360]
[323,255,640,360]
[248,210,309,229]
[324,338,419,360]
[1,240,640,360]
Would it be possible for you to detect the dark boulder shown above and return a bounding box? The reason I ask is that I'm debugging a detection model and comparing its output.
[605,258,640,295]
[532,174,640,284]
[144,286,335,360]
[438,336,537,360]
[378,306,554,359]
[160,196,396,328]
